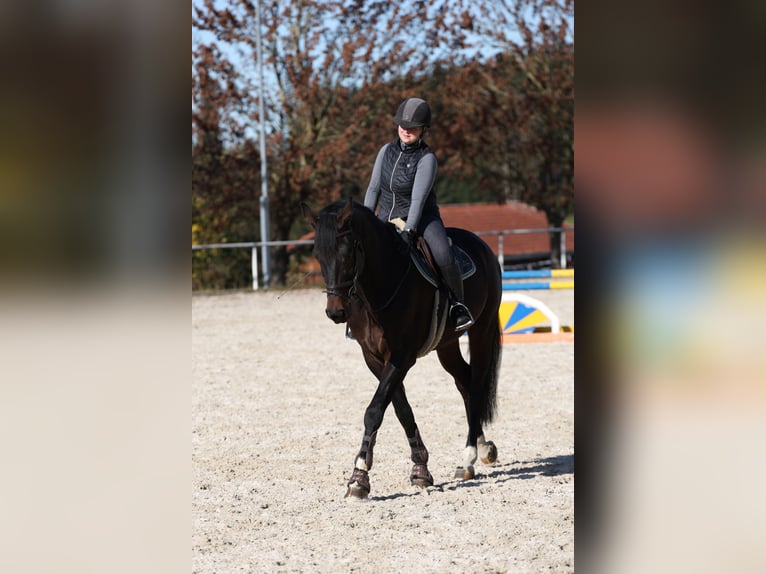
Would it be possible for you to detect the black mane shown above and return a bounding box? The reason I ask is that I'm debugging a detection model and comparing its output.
[314,200,404,259]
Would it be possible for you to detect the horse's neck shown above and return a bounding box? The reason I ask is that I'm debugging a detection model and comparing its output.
[355,220,410,310]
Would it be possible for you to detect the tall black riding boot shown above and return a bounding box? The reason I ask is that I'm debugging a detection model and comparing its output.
[439,263,475,331]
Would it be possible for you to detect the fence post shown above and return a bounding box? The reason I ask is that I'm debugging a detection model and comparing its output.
[560,230,566,269]
[251,247,259,291]
[497,234,504,271]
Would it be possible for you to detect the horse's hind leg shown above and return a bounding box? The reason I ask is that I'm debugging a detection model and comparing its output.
[466,315,501,468]
[391,385,433,488]
[436,340,486,480]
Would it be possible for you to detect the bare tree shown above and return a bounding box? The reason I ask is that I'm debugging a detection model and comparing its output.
[192,0,574,286]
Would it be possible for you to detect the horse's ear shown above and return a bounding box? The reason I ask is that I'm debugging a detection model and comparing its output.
[300,202,318,229]
[337,198,354,229]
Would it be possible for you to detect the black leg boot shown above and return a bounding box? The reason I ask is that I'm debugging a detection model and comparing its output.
[439,263,475,331]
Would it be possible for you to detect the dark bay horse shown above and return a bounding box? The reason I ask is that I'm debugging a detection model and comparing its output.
[302,199,502,499]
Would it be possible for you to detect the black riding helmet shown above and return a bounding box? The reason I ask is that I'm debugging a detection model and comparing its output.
[394,98,431,128]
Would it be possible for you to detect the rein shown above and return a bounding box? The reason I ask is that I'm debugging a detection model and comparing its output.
[367,256,412,312]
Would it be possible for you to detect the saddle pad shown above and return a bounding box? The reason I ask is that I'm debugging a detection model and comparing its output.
[411,244,476,288]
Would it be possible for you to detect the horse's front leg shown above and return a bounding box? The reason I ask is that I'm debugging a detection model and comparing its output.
[391,385,433,488]
[346,357,412,499]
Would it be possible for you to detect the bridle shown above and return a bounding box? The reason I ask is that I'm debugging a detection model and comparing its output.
[321,228,363,300]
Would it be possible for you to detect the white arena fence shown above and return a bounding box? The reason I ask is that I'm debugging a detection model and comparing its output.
[192,228,573,290]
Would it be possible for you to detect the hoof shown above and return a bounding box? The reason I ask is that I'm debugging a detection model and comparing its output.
[454,465,475,480]
[345,468,370,499]
[479,440,498,465]
[410,464,434,488]
[410,476,433,488]
[345,482,370,499]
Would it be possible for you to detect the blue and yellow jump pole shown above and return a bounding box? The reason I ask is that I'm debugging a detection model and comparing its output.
[502,269,574,290]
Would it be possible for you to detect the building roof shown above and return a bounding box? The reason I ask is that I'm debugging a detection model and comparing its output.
[439,202,574,256]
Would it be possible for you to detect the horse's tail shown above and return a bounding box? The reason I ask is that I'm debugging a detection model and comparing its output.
[452,226,502,426]
[478,313,502,426]
[476,244,503,426]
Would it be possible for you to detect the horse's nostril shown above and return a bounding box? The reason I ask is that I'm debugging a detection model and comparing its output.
[326,308,347,323]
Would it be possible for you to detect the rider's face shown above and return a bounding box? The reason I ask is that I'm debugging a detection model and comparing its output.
[398,124,424,145]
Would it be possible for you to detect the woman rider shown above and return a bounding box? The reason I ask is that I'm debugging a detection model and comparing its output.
[363,97,474,331]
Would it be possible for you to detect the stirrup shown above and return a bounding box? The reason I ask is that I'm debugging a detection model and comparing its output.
[450,302,474,331]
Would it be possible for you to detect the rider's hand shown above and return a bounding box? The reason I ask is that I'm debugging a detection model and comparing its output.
[401,228,416,248]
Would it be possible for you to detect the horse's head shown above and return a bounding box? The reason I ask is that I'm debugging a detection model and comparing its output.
[301,199,359,323]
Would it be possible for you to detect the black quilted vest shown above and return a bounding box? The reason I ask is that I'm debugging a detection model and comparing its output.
[377,138,438,223]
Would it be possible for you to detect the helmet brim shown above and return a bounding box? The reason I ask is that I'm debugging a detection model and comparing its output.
[396,119,427,129]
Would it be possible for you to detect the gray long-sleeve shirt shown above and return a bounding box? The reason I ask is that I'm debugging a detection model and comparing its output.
[363,138,438,232]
